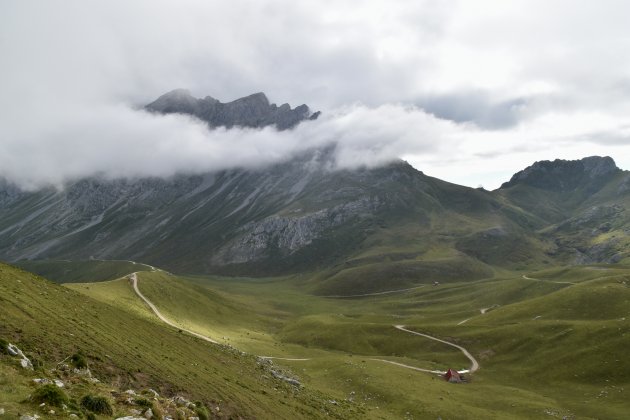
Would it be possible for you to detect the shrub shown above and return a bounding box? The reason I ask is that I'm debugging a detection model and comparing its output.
[86,413,96,420]
[134,397,153,408]
[80,395,113,415]
[71,352,88,369]
[31,384,69,407]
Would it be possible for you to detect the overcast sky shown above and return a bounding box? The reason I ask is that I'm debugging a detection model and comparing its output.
[2,0,630,189]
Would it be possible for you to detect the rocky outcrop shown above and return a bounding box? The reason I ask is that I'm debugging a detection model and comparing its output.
[212,197,380,265]
[7,343,33,370]
[555,205,625,232]
[146,89,319,130]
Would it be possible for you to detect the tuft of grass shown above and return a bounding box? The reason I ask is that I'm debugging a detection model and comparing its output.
[80,394,113,415]
[31,384,69,407]
[194,402,210,420]
[71,352,88,369]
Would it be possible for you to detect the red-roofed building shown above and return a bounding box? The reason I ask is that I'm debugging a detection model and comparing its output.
[444,368,462,383]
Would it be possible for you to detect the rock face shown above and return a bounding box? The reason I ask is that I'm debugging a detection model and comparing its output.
[500,156,619,191]
[212,197,381,265]
[145,89,319,130]
[0,151,428,274]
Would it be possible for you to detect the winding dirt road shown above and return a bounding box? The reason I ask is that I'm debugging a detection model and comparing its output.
[393,325,480,373]
[129,272,313,361]
[129,272,478,373]
[129,272,219,344]
[321,285,426,298]
[368,358,444,374]
[522,274,575,285]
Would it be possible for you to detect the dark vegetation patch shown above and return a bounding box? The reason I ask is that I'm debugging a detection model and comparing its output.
[31,384,69,407]
[80,394,114,415]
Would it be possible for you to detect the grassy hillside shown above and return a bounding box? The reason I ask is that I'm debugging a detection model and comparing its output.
[14,259,154,283]
[72,266,630,419]
[0,263,359,419]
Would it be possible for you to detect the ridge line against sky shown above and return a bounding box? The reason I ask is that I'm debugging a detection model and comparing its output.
[1,0,630,190]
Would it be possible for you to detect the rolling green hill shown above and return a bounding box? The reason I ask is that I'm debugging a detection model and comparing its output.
[0,263,359,419]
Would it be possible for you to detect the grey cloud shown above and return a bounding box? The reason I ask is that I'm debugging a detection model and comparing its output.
[416,91,529,129]
[573,129,630,146]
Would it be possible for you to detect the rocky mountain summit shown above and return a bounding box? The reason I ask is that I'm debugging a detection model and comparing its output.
[500,156,619,191]
[146,89,320,130]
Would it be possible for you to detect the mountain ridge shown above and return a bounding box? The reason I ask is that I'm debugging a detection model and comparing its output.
[2,149,629,279]
[145,89,320,130]
[500,155,620,191]
[1,90,630,281]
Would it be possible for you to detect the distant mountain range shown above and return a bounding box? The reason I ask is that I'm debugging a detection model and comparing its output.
[2,91,629,289]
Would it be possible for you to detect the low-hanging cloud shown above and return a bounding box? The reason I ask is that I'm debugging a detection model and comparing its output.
[0,100,464,190]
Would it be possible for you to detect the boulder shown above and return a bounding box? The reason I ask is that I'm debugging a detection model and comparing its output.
[7,343,33,370]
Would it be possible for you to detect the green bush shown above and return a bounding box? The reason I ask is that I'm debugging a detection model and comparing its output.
[134,397,153,408]
[80,395,113,415]
[71,352,88,369]
[32,384,69,407]
[86,413,96,420]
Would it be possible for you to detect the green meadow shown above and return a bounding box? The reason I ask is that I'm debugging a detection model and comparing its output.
[54,262,630,419]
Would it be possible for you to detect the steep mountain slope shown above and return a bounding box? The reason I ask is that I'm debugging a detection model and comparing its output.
[0,152,547,281]
[497,156,630,265]
[2,90,629,282]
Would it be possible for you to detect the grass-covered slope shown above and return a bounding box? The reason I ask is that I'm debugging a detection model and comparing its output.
[14,259,155,283]
[0,263,359,419]
[73,267,630,419]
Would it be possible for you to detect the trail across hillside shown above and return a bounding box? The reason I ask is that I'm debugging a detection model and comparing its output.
[129,272,479,374]
[321,285,426,298]
[129,272,312,361]
[522,274,575,285]
[368,358,444,374]
[393,325,480,373]
[129,272,219,344]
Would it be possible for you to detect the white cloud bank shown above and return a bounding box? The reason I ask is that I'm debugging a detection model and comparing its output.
[0,101,462,189]
[2,0,630,190]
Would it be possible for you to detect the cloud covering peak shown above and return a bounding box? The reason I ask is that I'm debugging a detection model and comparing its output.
[2,0,630,190]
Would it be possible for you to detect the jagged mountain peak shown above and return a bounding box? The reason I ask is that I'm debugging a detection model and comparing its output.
[232,92,269,106]
[500,156,620,191]
[146,88,202,114]
[146,90,318,130]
